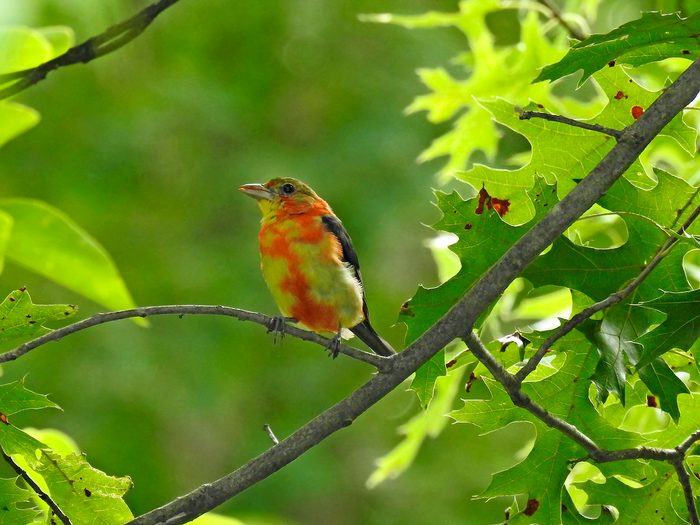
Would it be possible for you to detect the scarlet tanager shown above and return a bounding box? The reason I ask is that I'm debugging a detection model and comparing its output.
[240,178,395,357]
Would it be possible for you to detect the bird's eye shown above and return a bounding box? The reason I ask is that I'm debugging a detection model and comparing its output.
[280,183,296,195]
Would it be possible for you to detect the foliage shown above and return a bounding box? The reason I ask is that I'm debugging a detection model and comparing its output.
[1,0,700,524]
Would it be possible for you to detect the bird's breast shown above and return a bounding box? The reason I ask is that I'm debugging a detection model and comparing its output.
[258,216,363,333]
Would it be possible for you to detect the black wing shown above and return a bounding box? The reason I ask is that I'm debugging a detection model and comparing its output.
[321,214,363,288]
[321,215,395,357]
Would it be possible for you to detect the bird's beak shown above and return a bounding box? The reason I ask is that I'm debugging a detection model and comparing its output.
[239,183,273,201]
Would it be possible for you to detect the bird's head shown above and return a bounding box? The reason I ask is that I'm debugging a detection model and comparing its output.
[239,178,328,218]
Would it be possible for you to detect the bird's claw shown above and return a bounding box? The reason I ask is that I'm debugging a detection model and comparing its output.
[267,316,296,343]
[327,333,342,359]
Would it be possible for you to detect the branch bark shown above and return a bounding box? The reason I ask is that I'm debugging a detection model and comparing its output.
[0,305,390,370]
[128,58,700,525]
[0,0,183,101]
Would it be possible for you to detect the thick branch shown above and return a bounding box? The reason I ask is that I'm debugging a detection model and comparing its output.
[130,59,700,525]
[2,451,72,525]
[0,0,182,101]
[519,109,623,139]
[516,200,700,382]
[0,305,390,371]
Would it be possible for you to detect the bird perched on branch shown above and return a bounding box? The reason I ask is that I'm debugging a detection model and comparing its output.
[240,178,395,358]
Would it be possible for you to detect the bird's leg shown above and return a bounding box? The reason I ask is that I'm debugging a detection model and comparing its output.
[327,327,342,359]
[267,316,297,343]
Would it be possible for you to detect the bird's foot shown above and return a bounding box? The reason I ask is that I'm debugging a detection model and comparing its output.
[327,332,342,359]
[267,316,296,343]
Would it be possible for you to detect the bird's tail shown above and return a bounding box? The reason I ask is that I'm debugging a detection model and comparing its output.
[350,319,395,357]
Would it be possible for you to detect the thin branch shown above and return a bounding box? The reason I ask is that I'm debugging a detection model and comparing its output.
[0,305,391,371]
[515,201,700,382]
[535,0,587,40]
[462,331,602,456]
[0,0,183,101]
[672,457,700,525]
[2,451,73,525]
[127,57,700,525]
[677,430,700,455]
[518,109,623,139]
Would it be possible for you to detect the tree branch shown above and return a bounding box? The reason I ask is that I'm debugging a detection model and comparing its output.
[0,305,391,371]
[127,57,700,525]
[518,109,623,139]
[672,457,700,525]
[535,0,587,41]
[2,451,73,525]
[0,0,183,101]
[515,199,700,382]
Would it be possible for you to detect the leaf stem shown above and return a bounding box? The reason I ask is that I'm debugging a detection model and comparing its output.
[535,0,587,40]
[518,110,623,139]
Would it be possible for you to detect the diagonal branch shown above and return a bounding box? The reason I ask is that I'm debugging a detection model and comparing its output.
[672,458,700,525]
[515,200,700,382]
[2,451,72,525]
[128,56,700,525]
[0,305,390,371]
[535,0,587,41]
[0,0,183,101]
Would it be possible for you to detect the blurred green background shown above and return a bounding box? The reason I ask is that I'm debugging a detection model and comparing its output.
[0,1,528,523]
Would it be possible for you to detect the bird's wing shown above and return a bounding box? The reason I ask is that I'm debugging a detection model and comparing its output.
[321,215,362,282]
[321,214,395,357]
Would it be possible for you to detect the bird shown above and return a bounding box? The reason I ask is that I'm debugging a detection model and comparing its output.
[239,177,395,358]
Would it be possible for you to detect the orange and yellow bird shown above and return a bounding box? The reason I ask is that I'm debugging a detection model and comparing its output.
[240,178,395,357]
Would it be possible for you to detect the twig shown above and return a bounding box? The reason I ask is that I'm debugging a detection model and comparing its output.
[515,201,700,382]
[519,110,623,139]
[672,458,700,525]
[0,305,391,371]
[0,0,183,101]
[462,331,602,456]
[535,0,587,40]
[126,57,700,525]
[263,424,279,446]
[2,451,73,525]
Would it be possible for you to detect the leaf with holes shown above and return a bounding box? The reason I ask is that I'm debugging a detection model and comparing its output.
[0,288,77,345]
[535,11,700,83]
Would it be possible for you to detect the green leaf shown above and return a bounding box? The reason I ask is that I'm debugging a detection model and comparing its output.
[0,199,138,314]
[0,477,41,524]
[635,290,700,369]
[524,171,698,302]
[636,357,689,421]
[368,365,467,488]
[409,350,447,408]
[33,450,133,524]
[0,101,40,148]
[582,462,690,524]
[0,27,53,75]
[535,11,700,83]
[402,178,558,404]
[374,5,589,179]
[0,379,59,416]
[0,288,77,345]
[189,514,246,525]
[462,68,694,221]
[451,333,641,524]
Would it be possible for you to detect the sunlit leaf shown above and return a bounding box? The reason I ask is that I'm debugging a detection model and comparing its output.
[0,288,76,345]
[536,11,700,83]
[0,199,138,314]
